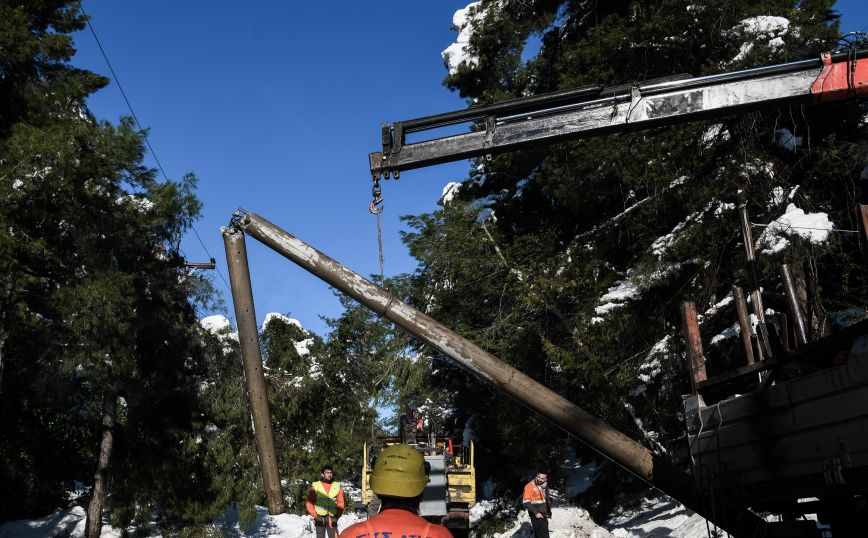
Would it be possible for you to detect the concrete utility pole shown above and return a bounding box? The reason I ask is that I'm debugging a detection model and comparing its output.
[227,211,765,537]
[222,228,284,514]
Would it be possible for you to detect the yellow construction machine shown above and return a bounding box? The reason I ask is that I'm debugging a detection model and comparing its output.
[361,435,475,534]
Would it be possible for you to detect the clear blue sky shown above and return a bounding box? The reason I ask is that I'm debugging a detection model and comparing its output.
[73,1,867,336]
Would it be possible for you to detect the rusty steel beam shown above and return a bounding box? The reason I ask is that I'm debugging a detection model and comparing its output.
[222,229,285,515]
[679,301,708,392]
[230,211,765,536]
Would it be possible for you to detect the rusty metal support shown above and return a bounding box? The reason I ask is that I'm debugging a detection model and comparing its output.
[731,285,756,365]
[737,195,765,322]
[679,301,708,393]
[737,194,775,361]
[222,228,285,515]
[780,264,808,346]
[228,211,763,536]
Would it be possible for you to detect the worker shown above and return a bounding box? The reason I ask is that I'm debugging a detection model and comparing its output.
[306,465,345,538]
[339,444,452,538]
[401,404,424,443]
[522,470,551,538]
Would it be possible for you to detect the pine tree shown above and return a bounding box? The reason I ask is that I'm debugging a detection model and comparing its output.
[0,1,220,533]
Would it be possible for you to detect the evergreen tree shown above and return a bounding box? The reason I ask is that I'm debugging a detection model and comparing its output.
[0,1,221,533]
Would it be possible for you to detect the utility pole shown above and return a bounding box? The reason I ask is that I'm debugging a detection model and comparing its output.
[222,228,284,514]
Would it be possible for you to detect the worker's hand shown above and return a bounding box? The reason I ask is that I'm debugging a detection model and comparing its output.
[534,513,544,519]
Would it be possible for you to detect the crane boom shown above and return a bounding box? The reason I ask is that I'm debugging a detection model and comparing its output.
[370,49,868,178]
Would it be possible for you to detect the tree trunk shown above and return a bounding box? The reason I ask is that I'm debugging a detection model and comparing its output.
[85,392,117,538]
[0,330,6,394]
[0,274,12,394]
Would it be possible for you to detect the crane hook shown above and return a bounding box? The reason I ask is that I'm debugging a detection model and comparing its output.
[369,178,384,214]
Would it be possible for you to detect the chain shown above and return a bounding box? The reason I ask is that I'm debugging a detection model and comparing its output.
[369,178,385,286]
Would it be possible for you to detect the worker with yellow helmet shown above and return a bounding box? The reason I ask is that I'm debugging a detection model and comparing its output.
[339,444,453,538]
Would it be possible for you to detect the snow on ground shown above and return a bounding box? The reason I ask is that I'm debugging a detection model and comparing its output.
[0,499,362,538]
[3,488,815,538]
[606,495,708,537]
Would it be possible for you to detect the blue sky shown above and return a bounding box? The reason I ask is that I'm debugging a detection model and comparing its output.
[73,1,867,337]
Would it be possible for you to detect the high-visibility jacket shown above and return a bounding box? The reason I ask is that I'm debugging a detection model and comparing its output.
[307,481,345,519]
[522,480,550,517]
[338,508,453,538]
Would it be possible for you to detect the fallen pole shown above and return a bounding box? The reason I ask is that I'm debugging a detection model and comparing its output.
[229,211,765,536]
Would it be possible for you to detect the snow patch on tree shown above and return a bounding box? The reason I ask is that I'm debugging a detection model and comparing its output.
[595,265,683,316]
[200,315,233,337]
[116,194,154,212]
[701,124,729,147]
[441,181,463,204]
[637,335,671,384]
[728,16,791,63]
[262,312,303,331]
[442,1,485,75]
[596,279,642,315]
[755,203,834,254]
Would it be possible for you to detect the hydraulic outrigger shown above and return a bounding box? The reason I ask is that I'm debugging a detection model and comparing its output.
[225,48,867,537]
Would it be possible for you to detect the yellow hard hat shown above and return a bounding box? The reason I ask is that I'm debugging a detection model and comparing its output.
[370,444,429,498]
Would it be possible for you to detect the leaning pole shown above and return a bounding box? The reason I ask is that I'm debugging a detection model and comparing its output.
[223,230,284,514]
[225,211,764,536]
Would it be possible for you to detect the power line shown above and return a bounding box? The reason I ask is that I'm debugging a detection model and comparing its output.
[76,2,231,294]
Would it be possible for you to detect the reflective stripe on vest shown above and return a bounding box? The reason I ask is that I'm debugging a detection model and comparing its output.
[312,481,340,516]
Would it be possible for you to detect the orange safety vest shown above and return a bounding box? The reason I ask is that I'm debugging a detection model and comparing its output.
[339,508,453,538]
[522,480,547,505]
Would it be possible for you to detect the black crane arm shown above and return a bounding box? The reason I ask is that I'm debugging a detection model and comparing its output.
[370,49,868,179]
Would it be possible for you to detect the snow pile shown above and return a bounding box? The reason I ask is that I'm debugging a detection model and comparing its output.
[489,504,613,537]
[442,1,484,75]
[605,492,710,537]
[729,16,791,63]
[0,505,91,538]
[755,203,834,254]
[563,454,600,496]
